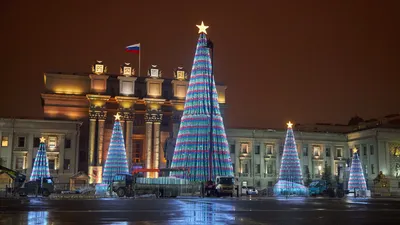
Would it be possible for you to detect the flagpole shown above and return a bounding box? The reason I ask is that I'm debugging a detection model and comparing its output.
[138,43,141,76]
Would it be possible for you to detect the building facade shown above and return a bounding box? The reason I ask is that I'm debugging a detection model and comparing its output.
[41,61,227,183]
[0,118,82,184]
[224,116,400,192]
[33,60,400,191]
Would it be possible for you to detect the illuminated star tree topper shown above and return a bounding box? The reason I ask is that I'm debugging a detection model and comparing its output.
[196,21,209,34]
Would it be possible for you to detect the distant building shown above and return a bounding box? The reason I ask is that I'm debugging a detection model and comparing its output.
[0,118,82,184]
[223,115,400,193]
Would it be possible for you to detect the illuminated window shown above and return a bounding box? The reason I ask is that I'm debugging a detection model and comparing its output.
[48,136,57,150]
[315,162,323,176]
[313,146,321,157]
[16,157,24,169]
[266,144,273,155]
[1,136,8,147]
[241,143,249,154]
[150,68,159,78]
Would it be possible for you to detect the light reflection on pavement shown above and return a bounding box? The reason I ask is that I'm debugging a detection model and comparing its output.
[2,197,400,224]
[27,211,48,225]
[168,200,237,224]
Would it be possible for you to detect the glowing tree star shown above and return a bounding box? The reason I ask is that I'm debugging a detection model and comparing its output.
[273,121,308,196]
[348,148,368,191]
[102,113,129,184]
[30,137,51,181]
[170,21,234,182]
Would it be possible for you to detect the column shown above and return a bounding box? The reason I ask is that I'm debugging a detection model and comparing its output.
[125,113,134,171]
[275,143,281,179]
[26,134,33,174]
[307,144,312,175]
[153,120,161,178]
[120,120,125,140]
[88,112,97,167]
[172,112,182,138]
[235,141,240,176]
[97,112,107,165]
[145,118,153,178]
[6,129,14,168]
[74,125,80,174]
[59,135,65,174]
[260,144,265,181]
[330,145,335,177]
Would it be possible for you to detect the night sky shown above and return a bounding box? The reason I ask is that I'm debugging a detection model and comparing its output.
[1,1,399,129]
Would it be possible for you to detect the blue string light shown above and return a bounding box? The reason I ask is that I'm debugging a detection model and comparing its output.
[102,117,129,184]
[274,122,308,196]
[170,30,234,182]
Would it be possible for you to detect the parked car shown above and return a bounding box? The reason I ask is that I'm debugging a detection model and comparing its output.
[246,186,258,195]
[242,186,258,195]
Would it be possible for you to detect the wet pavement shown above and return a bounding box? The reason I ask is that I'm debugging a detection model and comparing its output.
[1,197,400,224]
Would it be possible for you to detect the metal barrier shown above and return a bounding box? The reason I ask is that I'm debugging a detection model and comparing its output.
[53,183,93,194]
[257,187,274,197]
[133,183,202,198]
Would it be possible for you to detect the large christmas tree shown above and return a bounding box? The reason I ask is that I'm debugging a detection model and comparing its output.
[348,148,368,191]
[30,137,51,181]
[274,122,308,196]
[102,113,129,184]
[170,22,234,182]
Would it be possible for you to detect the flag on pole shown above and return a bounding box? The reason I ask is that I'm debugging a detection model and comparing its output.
[125,43,140,54]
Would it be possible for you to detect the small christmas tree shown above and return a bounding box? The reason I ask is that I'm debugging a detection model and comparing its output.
[102,113,129,184]
[274,122,308,196]
[30,137,51,181]
[304,166,312,187]
[170,22,233,182]
[321,161,332,185]
[348,148,367,191]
